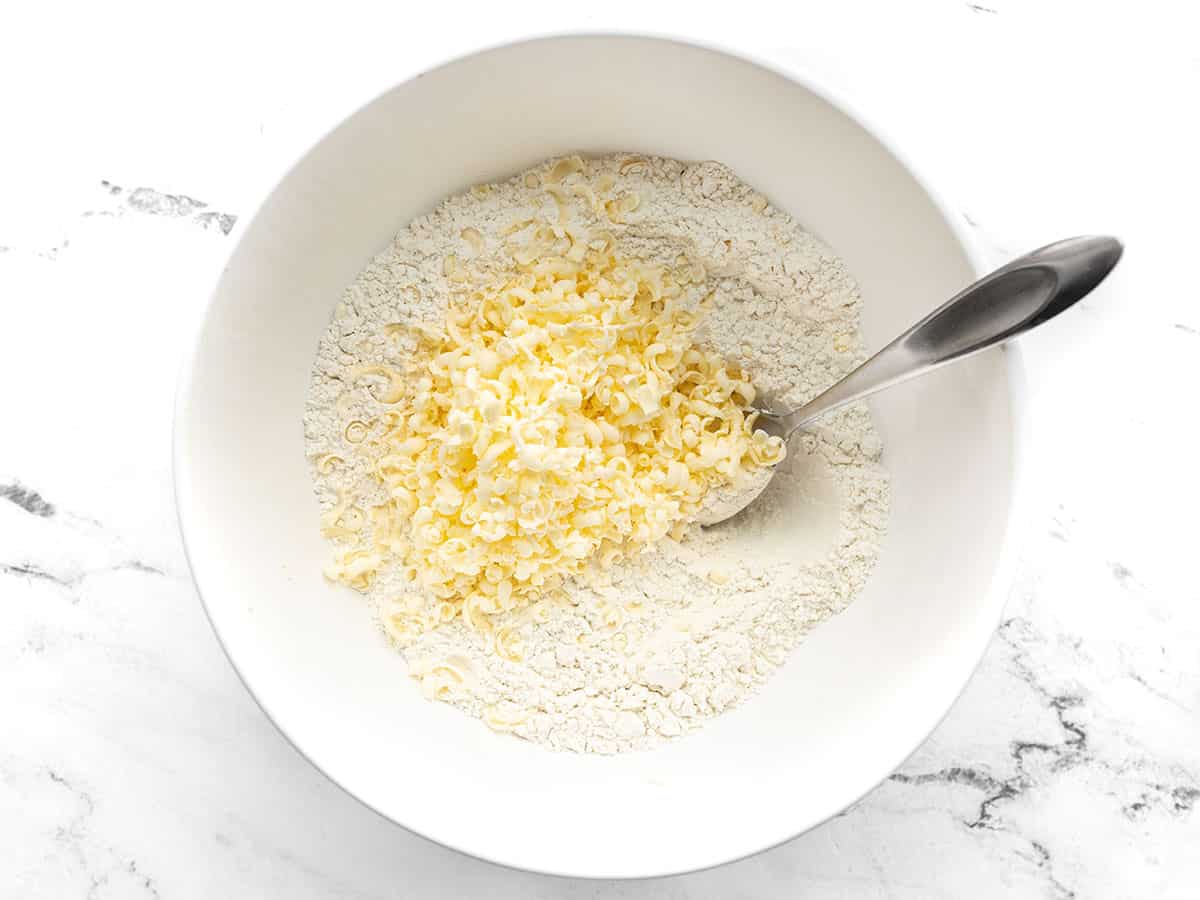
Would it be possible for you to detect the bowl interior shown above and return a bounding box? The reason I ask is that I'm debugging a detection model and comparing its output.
[176,35,1014,878]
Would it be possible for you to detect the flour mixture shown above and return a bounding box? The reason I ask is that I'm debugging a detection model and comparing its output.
[304,154,889,753]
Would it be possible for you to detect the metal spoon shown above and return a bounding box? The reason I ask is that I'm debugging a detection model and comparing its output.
[699,235,1123,526]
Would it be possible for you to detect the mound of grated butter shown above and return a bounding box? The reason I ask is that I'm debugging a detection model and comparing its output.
[320,221,784,633]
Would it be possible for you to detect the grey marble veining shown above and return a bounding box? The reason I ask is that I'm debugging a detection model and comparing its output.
[2,3,1196,897]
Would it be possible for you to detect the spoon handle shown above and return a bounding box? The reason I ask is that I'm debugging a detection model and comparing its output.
[768,235,1123,438]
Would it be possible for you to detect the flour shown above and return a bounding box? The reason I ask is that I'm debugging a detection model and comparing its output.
[304,154,889,753]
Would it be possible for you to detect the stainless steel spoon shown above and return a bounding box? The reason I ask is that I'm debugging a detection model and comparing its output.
[700,235,1123,526]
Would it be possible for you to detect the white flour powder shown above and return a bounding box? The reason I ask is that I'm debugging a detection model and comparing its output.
[304,154,889,753]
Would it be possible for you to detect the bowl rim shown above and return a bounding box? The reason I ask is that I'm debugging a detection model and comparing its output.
[173,28,1029,880]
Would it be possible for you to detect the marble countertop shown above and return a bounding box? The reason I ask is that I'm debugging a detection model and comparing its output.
[2,2,1196,897]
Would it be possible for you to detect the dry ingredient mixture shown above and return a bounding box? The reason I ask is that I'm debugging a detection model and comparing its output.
[304,154,889,753]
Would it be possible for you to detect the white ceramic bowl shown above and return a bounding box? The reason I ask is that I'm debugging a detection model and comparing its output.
[175,34,1023,878]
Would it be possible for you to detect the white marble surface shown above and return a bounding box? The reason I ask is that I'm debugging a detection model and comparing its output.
[2,2,1197,897]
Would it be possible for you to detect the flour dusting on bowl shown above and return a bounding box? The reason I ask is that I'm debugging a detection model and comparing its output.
[303,153,889,752]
